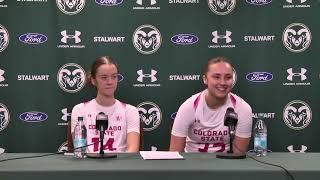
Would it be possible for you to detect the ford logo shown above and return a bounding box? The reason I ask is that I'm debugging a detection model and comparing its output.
[19,33,47,44]
[171,112,177,120]
[171,34,199,45]
[118,74,124,82]
[19,111,48,122]
[95,0,123,6]
[246,0,272,5]
[246,72,273,82]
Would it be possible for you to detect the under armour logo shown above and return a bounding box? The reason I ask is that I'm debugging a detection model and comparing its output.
[61,30,81,44]
[61,108,71,122]
[0,69,4,82]
[212,30,232,43]
[137,69,157,82]
[286,0,307,3]
[287,68,307,81]
[136,0,157,5]
[287,145,307,153]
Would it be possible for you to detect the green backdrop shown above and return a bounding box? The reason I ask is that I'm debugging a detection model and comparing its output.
[0,0,319,153]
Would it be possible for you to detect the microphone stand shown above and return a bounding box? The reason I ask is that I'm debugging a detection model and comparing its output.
[99,127,105,155]
[87,114,117,159]
[87,129,117,159]
[216,127,246,159]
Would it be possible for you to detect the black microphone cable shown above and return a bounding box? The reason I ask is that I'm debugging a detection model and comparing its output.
[233,143,295,180]
[0,140,102,163]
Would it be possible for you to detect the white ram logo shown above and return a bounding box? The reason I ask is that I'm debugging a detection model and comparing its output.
[284,105,311,127]
[58,68,84,89]
[284,28,310,49]
[209,0,235,11]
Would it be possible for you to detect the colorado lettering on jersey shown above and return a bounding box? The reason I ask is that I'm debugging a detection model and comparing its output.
[193,129,228,142]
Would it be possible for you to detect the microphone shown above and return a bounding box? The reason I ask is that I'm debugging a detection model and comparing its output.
[224,107,238,137]
[216,107,246,159]
[96,112,108,133]
[96,112,108,155]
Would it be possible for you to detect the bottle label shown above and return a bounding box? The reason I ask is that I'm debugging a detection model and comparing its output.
[254,135,267,149]
[74,139,87,150]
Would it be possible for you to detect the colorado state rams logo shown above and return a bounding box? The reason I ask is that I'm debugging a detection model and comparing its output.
[207,0,236,15]
[57,63,86,93]
[282,23,311,53]
[137,101,162,131]
[132,24,162,54]
[0,103,10,132]
[56,0,85,15]
[283,100,312,130]
[0,24,9,52]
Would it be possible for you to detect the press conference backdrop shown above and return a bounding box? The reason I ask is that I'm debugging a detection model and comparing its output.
[0,0,319,153]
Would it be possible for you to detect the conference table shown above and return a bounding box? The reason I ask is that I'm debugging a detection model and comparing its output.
[0,152,319,180]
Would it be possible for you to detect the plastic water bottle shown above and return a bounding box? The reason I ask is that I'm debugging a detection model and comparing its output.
[254,119,267,156]
[73,116,87,158]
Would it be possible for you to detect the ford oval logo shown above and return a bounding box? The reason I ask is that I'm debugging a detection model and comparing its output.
[171,34,199,45]
[19,33,47,44]
[95,0,123,6]
[118,74,124,82]
[246,72,273,82]
[246,0,272,5]
[19,111,48,122]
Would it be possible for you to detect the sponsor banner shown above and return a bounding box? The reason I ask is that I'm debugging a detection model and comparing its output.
[208,30,235,48]
[57,63,86,93]
[283,0,310,8]
[17,74,49,81]
[282,23,311,53]
[19,33,47,44]
[169,0,199,4]
[133,69,161,87]
[246,72,273,82]
[283,100,312,130]
[132,24,162,54]
[252,112,275,119]
[0,0,8,7]
[169,74,200,81]
[0,103,10,132]
[283,68,310,86]
[19,111,48,122]
[95,0,123,6]
[244,35,275,42]
[137,101,162,131]
[207,0,236,15]
[56,0,85,15]
[133,0,160,10]
[93,36,125,43]
[0,24,9,52]
[57,30,85,48]
[0,69,8,87]
[171,34,199,45]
